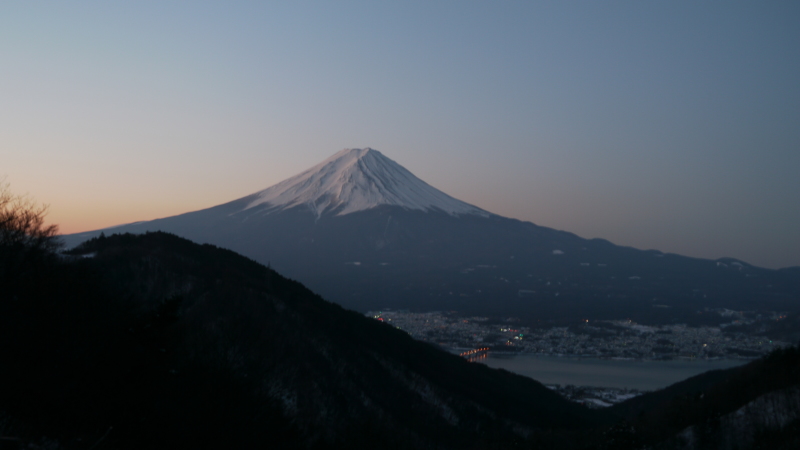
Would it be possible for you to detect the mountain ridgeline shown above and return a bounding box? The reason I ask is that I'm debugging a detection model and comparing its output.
[2,232,799,449]
[63,148,800,325]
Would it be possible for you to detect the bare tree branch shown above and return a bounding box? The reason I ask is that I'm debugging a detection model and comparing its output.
[0,179,61,252]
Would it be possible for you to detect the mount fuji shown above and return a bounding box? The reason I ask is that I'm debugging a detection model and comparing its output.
[242,148,489,218]
[64,148,799,324]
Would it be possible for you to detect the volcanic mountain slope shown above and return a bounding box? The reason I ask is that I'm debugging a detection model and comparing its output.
[1,231,602,449]
[63,148,800,324]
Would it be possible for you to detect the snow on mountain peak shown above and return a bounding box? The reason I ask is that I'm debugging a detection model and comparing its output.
[243,148,489,218]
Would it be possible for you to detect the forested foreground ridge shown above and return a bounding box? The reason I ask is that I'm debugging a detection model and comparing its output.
[2,230,601,449]
[0,190,798,448]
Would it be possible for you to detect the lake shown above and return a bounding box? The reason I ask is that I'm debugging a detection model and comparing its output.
[478,354,749,390]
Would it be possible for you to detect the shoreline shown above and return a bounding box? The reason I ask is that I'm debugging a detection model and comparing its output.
[450,347,760,362]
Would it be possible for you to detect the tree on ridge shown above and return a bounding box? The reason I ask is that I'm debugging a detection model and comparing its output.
[0,179,61,253]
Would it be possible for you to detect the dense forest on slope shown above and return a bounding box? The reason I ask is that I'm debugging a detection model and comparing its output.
[607,346,800,449]
[1,231,603,449]
[2,220,799,448]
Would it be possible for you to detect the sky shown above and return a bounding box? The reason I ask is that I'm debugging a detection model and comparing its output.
[2,1,799,269]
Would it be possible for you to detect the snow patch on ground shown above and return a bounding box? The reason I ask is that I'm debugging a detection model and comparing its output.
[547,384,646,409]
[584,398,612,407]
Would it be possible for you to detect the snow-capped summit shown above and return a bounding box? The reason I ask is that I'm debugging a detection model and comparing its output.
[242,148,490,218]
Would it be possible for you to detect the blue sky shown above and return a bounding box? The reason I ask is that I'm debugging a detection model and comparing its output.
[3,1,799,268]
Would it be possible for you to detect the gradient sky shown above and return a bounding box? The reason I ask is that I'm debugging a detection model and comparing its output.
[3,2,799,269]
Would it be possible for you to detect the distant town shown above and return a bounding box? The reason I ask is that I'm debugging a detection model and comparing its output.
[366,309,798,408]
[367,310,792,360]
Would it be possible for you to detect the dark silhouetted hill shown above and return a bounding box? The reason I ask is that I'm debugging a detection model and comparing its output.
[3,231,798,449]
[606,346,800,449]
[1,232,600,449]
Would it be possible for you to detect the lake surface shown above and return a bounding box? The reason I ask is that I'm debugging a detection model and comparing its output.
[479,354,749,390]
